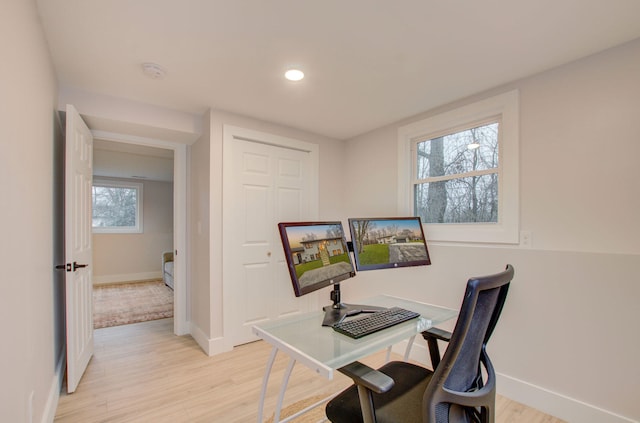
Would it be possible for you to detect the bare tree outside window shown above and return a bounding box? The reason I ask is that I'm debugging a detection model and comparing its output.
[92,181,143,233]
[414,122,499,224]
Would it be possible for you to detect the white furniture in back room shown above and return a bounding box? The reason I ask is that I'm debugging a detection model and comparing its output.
[162,251,174,289]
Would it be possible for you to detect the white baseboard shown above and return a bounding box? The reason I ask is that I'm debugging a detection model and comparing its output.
[497,373,637,423]
[43,347,65,423]
[189,322,210,355]
[189,322,233,357]
[395,340,637,423]
[207,336,231,356]
[93,271,162,285]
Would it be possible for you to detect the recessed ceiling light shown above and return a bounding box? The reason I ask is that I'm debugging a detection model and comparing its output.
[284,69,304,81]
[142,62,166,79]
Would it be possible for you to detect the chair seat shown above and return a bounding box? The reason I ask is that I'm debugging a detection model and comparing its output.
[326,361,433,423]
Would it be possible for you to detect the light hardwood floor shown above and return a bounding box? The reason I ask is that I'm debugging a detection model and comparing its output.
[55,318,565,422]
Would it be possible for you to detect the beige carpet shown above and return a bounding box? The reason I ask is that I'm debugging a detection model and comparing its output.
[93,279,174,329]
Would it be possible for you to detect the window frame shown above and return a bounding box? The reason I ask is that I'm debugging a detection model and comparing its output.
[92,179,144,234]
[397,90,519,244]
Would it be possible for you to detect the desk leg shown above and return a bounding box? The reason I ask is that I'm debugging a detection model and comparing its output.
[403,335,416,361]
[257,346,279,423]
[273,357,296,423]
[384,335,416,363]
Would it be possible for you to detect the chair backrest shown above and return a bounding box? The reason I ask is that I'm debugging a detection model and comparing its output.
[423,264,514,423]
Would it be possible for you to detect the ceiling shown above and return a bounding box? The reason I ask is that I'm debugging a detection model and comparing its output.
[37,0,640,140]
[93,140,174,182]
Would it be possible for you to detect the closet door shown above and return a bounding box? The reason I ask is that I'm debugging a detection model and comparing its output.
[223,126,318,346]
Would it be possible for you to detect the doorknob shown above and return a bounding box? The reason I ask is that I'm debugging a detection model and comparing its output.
[73,262,88,271]
[55,263,73,272]
[55,262,88,272]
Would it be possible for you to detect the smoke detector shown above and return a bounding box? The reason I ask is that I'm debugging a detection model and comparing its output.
[142,62,166,79]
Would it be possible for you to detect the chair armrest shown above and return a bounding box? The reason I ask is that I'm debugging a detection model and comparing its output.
[421,327,452,370]
[422,327,451,342]
[338,361,394,394]
[338,362,395,423]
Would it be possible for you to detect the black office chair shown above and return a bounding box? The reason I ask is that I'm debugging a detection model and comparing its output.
[325,264,514,423]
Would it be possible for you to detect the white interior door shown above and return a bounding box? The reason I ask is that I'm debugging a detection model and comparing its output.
[64,104,94,393]
[223,126,318,346]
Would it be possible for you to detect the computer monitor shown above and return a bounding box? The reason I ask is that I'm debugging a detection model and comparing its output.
[348,217,431,271]
[278,221,355,296]
[278,221,384,325]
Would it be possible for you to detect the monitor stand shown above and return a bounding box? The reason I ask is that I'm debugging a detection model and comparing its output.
[322,283,386,326]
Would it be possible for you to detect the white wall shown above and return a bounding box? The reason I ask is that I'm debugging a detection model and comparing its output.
[188,112,212,344]
[0,1,63,422]
[58,86,202,144]
[342,39,640,422]
[92,178,174,284]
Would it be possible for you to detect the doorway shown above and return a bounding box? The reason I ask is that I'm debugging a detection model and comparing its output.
[92,140,175,328]
[90,131,188,336]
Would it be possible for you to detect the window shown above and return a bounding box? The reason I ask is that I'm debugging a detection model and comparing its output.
[92,180,143,233]
[398,90,519,244]
[415,120,499,224]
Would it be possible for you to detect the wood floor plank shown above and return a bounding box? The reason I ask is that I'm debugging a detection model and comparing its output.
[54,318,565,422]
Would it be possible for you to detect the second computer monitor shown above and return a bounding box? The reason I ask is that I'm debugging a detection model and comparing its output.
[348,217,431,271]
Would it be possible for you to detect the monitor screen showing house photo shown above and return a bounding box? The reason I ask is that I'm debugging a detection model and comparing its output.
[278,221,355,297]
[348,217,431,271]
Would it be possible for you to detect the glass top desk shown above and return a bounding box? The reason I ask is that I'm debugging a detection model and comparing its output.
[252,295,457,423]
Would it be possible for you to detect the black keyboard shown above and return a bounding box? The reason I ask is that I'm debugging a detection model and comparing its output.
[332,307,420,339]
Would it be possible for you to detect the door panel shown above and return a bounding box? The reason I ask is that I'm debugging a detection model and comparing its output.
[65,104,94,393]
[243,263,271,323]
